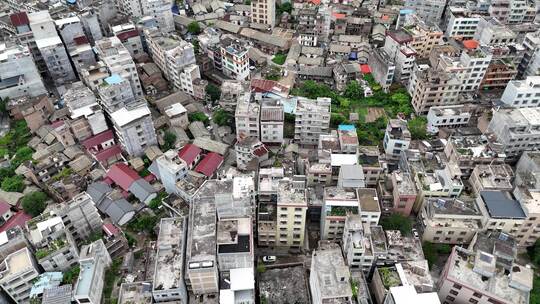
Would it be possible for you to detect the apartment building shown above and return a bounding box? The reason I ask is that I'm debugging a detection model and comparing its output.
[250,0,275,28]
[368,49,395,90]
[321,187,360,240]
[220,38,250,81]
[153,217,188,303]
[64,82,108,138]
[409,64,462,114]
[55,16,96,74]
[97,74,137,114]
[475,18,517,46]
[487,107,540,161]
[112,23,144,57]
[426,105,472,133]
[260,98,284,144]
[151,150,188,194]
[0,248,40,303]
[437,246,532,304]
[444,135,505,177]
[310,242,353,304]
[358,146,387,186]
[257,168,284,247]
[518,30,540,78]
[513,188,540,247]
[216,217,254,271]
[386,170,417,216]
[383,119,411,161]
[141,0,174,33]
[74,240,112,304]
[110,103,158,157]
[117,0,143,17]
[0,43,46,99]
[57,192,103,244]
[95,36,143,100]
[383,30,417,81]
[144,29,197,93]
[489,0,535,24]
[500,76,540,108]
[480,44,523,90]
[403,19,444,58]
[342,215,374,272]
[469,164,514,195]
[420,197,485,244]
[358,188,381,226]
[477,190,527,236]
[403,0,446,25]
[445,7,481,39]
[235,137,269,170]
[295,97,331,146]
[276,178,308,248]
[235,93,260,141]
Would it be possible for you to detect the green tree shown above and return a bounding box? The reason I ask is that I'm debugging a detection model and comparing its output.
[1,175,25,192]
[149,191,167,210]
[408,116,428,140]
[0,97,8,113]
[277,2,292,14]
[187,21,201,34]
[330,113,347,127]
[212,109,233,126]
[271,53,287,65]
[528,239,540,266]
[162,130,177,151]
[189,112,209,124]
[62,266,80,284]
[128,214,159,234]
[291,80,336,99]
[343,81,364,101]
[206,83,221,102]
[423,242,453,267]
[380,213,412,235]
[21,191,48,217]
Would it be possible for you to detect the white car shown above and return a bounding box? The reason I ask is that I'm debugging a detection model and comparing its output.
[262,256,276,263]
[412,229,420,239]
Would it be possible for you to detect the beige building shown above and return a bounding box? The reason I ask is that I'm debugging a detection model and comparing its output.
[250,0,275,28]
[477,190,526,235]
[0,248,40,303]
[513,188,540,247]
[404,19,443,58]
[276,178,308,248]
[420,197,485,244]
[469,164,514,195]
[321,187,360,240]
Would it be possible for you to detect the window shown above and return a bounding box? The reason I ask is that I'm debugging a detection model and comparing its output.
[449,289,458,296]
[468,299,478,304]
[472,292,482,298]
[446,296,455,301]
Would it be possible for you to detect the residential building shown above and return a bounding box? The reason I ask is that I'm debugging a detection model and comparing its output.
[469,164,514,195]
[235,93,260,141]
[0,43,46,99]
[309,242,353,304]
[294,97,331,146]
[55,16,96,74]
[390,170,417,216]
[445,7,481,39]
[513,188,540,247]
[110,103,158,157]
[403,17,444,58]
[63,82,108,138]
[477,190,527,235]
[250,0,275,28]
[368,49,396,90]
[487,107,540,161]
[144,29,198,93]
[386,285,440,304]
[106,163,157,205]
[57,192,103,244]
[151,150,188,194]
[338,124,359,154]
[338,165,366,189]
[219,268,255,304]
[383,30,417,81]
[444,135,505,177]
[383,119,411,161]
[257,168,284,247]
[475,18,517,45]
[518,30,540,78]
[358,188,381,226]
[235,137,269,171]
[74,240,112,304]
[500,76,540,108]
[426,105,472,133]
[403,0,446,25]
[260,98,284,144]
[95,36,143,100]
[420,197,485,244]
[321,187,360,241]
[164,103,189,129]
[28,11,76,86]
[141,0,175,33]
[220,38,250,81]
[359,146,387,186]
[437,246,532,304]
[6,94,54,132]
[342,215,373,272]
[117,0,143,17]
[276,178,308,248]
[112,23,144,57]
[0,248,40,303]
[153,217,188,303]
[217,217,254,271]
[119,282,153,304]
[97,74,137,114]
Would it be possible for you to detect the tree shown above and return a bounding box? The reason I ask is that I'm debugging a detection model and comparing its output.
[1,175,25,192]
[188,112,209,124]
[380,213,412,235]
[330,113,347,127]
[187,21,201,34]
[212,109,233,126]
[21,191,48,217]
[206,83,221,102]
[343,81,364,101]
[128,214,159,234]
[277,2,292,14]
[162,130,177,151]
[0,97,8,113]
[423,242,453,267]
[528,239,540,266]
[271,53,287,65]
[408,116,428,140]
[62,266,80,284]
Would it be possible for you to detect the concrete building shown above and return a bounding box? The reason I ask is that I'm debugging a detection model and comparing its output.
[358,188,381,226]
[55,16,96,74]
[309,242,353,304]
[28,11,76,86]
[217,217,254,271]
[342,215,373,272]
[250,0,275,28]
[235,137,269,170]
[235,93,260,141]
[63,82,108,139]
[219,267,255,304]
[321,187,360,241]
[487,107,540,161]
[57,192,103,244]
[112,23,144,57]
[276,178,308,248]
[141,0,175,33]
[295,97,331,146]
[153,217,188,303]
[437,246,532,304]
[368,49,395,90]
[98,74,137,114]
[513,188,540,247]
[151,150,188,194]
[500,76,540,108]
[426,105,472,133]
[144,29,197,93]
[338,165,366,189]
[445,7,481,39]
[260,98,284,144]
[383,119,411,161]
[95,36,143,100]
[110,103,158,156]
[74,240,112,304]
[403,0,446,25]
[257,168,284,247]
[383,30,417,82]
[389,170,417,216]
[220,38,250,81]
[477,190,527,236]
[444,135,505,177]
[518,30,540,78]
[403,17,444,58]
[0,248,40,303]
[420,197,485,244]
[0,43,46,99]
[469,164,514,195]
[119,282,153,304]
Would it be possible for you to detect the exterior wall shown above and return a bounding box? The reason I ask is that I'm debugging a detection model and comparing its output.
[114,114,158,157]
[276,205,307,248]
[61,193,103,243]
[294,97,331,146]
[250,0,276,27]
[141,0,174,32]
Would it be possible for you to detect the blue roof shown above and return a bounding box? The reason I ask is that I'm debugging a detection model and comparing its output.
[338,124,356,131]
[30,272,63,297]
[67,0,77,4]
[75,260,97,296]
[104,74,122,85]
[349,52,358,60]
[283,98,298,114]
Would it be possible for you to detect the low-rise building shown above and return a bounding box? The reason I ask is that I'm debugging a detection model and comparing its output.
[0,43,46,100]
[426,105,472,133]
[110,103,158,157]
[477,190,527,236]
[260,98,284,144]
[358,188,381,226]
[500,76,540,108]
[216,217,253,271]
[470,164,514,195]
[383,119,411,161]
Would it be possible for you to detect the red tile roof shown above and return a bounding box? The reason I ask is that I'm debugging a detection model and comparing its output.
[309,0,321,5]
[463,40,479,50]
[103,223,120,236]
[333,13,346,19]
[106,163,141,191]
[95,145,122,162]
[83,130,115,150]
[251,79,289,96]
[144,174,156,183]
[195,152,223,177]
[0,211,31,233]
[360,64,371,74]
[0,201,10,215]
[10,12,29,27]
[178,144,202,166]
[73,36,89,45]
[50,120,65,129]
[116,29,139,42]
[253,145,269,157]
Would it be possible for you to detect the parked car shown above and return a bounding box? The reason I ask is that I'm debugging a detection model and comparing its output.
[262,256,276,263]
[412,228,420,239]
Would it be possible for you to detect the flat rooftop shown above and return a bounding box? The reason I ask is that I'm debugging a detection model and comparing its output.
[119,282,153,304]
[259,266,309,304]
[426,197,482,216]
[0,247,33,278]
[358,188,380,213]
[154,217,186,292]
[480,191,526,219]
[312,242,352,300]
[277,179,306,207]
[217,218,251,254]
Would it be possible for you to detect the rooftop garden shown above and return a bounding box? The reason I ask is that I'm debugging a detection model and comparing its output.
[379,267,401,289]
[328,206,358,216]
[35,238,67,259]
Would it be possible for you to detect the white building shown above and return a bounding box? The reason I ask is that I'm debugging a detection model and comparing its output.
[179,64,201,96]
[112,23,144,57]
[151,150,188,194]
[0,248,40,303]
[295,97,331,146]
[383,119,411,161]
[500,76,540,108]
[117,0,143,17]
[235,93,260,141]
[445,7,481,39]
[383,30,417,82]
[141,0,175,33]
[74,240,112,304]
[97,74,137,114]
[0,43,46,99]
[427,105,472,133]
[110,103,158,156]
[221,38,250,81]
[260,98,284,144]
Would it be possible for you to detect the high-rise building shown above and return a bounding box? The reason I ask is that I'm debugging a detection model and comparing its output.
[294,97,331,146]
[110,103,158,157]
[74,240,112,304]
[276,178,307,248]
[250,0,276,28]
[235,93,260,141]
